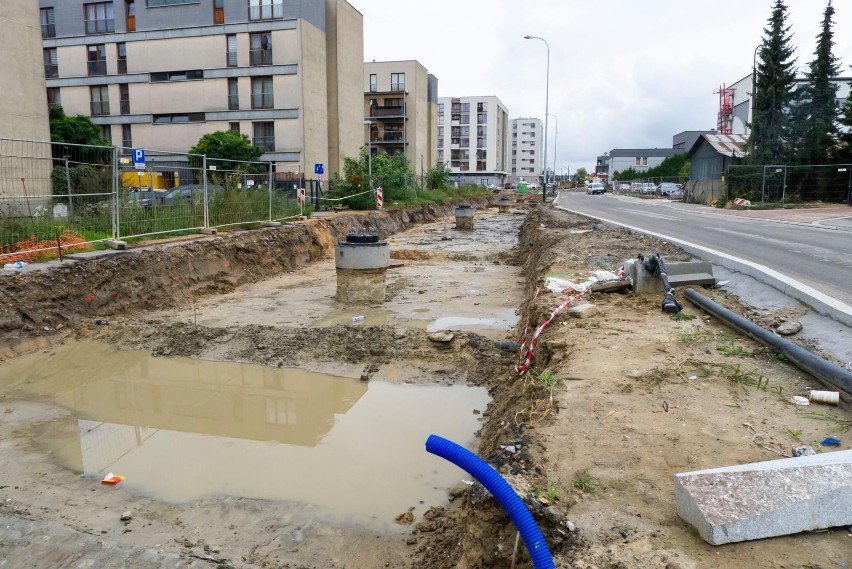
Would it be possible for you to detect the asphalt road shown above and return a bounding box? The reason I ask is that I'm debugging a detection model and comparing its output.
[554,191,852,306]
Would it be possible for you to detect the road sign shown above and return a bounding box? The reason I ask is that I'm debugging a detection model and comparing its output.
[376,186,383,209]
[314,163,324,175]
[296,187,306,205]
[132,148,145,167]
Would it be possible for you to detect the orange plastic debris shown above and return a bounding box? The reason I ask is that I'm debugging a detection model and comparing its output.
[101,472,125,485]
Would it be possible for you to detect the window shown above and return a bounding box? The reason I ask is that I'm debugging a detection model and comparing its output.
[369,74,377,93]
[147,0,199,5]
[635,157,641,166]
[121,124,132,148]
[251,77,273,109]
[116,42,127,74]
[125,0,135,31]
[87,44,107,76]
[390,73,405,92]
[476,149,487,160]
[228,78,239,110]
[40,8,55,38]
[460,113,470,124]
[248,0,283,21]
[43,48,58,78]
[226,34,237,67]
[249,32,272,66]
[253,122,275,152]
[461,103,470,112]
[437,150,444,162]
[152,113,205,123]
[477,125,487,136]
[477,137,487,148]
[100,125,112,143]
[90,85,110,116]
[150,70,203,81]
[119,84,130,114]
[477,103,486,112]
[437,127,444,136]
[477,113,487,124]
[229,122,240,132]
[438,103,444,113]
[85,2,115,34]
[643,157,648,166]
[46,88,61,109]
[213,0,224,24]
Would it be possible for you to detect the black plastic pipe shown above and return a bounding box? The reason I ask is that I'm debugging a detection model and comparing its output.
[683,288,852,396]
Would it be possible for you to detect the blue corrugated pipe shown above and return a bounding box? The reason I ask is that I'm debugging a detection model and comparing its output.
[425,434,555,569]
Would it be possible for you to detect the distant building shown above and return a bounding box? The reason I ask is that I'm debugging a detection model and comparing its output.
[673,130,716,151]
[594,153,609,179]
[726,73,851,136]
[364,60,438,177]
[38,0,364,174]
[510,118,543,184]
[1,0,51,199]
[437,96,509,186]
[607,148,683,179]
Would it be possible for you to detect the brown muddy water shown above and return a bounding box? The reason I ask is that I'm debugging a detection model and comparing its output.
[0,341,489,529]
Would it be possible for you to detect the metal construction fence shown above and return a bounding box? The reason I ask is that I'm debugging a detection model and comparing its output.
[726,164,852,205]
[0,137,309,263]
[609,176,688,197]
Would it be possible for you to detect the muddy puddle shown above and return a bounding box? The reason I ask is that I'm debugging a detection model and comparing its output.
[0,341,488,528]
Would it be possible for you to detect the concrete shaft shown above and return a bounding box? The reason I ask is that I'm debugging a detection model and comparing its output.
[455,207,475,230]
[335,240,390,304]
[336,267,387,304]
[497,204,511,213]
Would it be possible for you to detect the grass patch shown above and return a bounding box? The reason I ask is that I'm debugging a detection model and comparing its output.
[572,470,597,494]
[720,364,768,392]
[677,325,713,344]
[716,341,754,357]
[670,312,696,322]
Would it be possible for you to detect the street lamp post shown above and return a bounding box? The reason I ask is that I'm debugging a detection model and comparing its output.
[751,43,760,155]
[364,119,373,191]
[547,113,557,192]
[524,34,549,203]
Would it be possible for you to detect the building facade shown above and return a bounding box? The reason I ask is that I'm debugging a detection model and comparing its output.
[607,148,683,179]
[1,0,51,198]
[594,153,609,180]
[437,96,509,186]
[364,60,438,177]
[39,0,363,174]
[510,118,542,184]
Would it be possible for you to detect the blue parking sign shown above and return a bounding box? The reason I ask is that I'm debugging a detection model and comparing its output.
[314,163,324,175]
[132,148,145,165]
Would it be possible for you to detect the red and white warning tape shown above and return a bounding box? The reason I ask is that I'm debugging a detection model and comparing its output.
[515,290,584,377]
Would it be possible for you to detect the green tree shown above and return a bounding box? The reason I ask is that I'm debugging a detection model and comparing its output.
[749,0,797,165]
[327,147,415,209]
[424,162,451,190]
[838,72,852,162]
[575,167,588,180]
[49,106,110,146]
[646,153,689,178]
[189,130,263,172]
[790,1,840,164]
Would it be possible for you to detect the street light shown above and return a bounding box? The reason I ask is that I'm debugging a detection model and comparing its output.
[524,34,550,203]
[364,119,374,191]
[547,113,557,190]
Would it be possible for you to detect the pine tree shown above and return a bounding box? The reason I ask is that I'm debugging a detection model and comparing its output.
[793,0,840,164]
[749,0,797,165]
[838,73,852,163]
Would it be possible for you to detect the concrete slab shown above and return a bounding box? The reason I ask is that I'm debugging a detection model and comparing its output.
[104,238,127,250]
[568,303,599,319]
[625,258,715,294]
[66,249,128,261]
[674,450,852,545]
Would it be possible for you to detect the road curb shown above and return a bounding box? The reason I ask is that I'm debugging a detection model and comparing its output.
[553,199,852,328]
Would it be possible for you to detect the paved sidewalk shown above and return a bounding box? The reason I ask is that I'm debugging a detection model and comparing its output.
[699,205,852,225]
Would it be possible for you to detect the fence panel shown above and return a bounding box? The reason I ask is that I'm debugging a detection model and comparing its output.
[206,158,302,227]
[0,138,114,262]
[727,164,852,204]
[114,147,205,239]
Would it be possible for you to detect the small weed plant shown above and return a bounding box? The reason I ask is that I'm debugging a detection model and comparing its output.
[572,470,597,494]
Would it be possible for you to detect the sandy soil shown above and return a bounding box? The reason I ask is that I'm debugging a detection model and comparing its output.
[0,201,849,569]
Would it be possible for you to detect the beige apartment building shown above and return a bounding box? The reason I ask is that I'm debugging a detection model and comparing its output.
[364,60,438,177]
[39,0,363,175]
[437,95,509,186]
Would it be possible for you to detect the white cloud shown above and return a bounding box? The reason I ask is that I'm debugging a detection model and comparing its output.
[352,0,852,172]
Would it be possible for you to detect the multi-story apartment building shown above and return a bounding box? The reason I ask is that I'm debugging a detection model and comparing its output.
[38,0,364,174]
[510,118,542,185]
[436,96,509,187]
[1,0,51,198]
[364,60,438,177]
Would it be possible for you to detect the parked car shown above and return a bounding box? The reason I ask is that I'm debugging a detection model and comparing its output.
[526,182,541,190]
[640,183,657,195]
[658,182,679,196]
[163,183,224,203]
[587,182,605,195]
[618,183,631,192]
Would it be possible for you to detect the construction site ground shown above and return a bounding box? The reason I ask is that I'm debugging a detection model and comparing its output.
[0,200,849,569]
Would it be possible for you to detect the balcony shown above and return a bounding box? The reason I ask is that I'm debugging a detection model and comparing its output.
[117,58,127,74]
[226,51,238,67]
[85,18,114,34]
[41,24,56,39]
[249,49,272,66]
[88,60,107,76]
[369,105,406,119]
[253,136,275,152]
[90,101,110,116]
[44,64,59,79]
[120,99,130,115]
[371,132,406,143]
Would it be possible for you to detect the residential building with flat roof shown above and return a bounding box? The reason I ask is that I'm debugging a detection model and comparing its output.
[364,60,438,177]
[607,148,683,179]
[510,118,542,184]
[39,0,363,174]
[437,96,509,186]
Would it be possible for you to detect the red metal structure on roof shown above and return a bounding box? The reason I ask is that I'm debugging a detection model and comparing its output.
[714,84,735,135]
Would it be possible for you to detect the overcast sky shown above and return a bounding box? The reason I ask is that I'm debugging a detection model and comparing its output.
[350,0,852,174]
